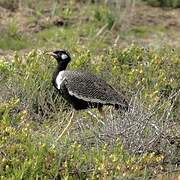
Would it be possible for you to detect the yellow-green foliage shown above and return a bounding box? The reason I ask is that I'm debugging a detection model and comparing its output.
[0,0,180,178]
[0,46,179,179]
[0,101,165,179]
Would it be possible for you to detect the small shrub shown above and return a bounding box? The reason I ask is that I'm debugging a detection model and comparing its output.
[143,0,180,8]
[93,7,115,30]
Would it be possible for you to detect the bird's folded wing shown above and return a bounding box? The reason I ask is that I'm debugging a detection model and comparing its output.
[63,71,126,105]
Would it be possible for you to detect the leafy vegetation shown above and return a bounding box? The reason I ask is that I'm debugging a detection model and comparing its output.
[1,46,179,179]
[0,0,180,179]
[143,0,180,8]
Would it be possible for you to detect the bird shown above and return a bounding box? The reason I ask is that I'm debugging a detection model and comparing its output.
[47,49,128,139]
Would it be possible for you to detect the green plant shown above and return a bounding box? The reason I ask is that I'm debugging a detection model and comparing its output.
[0,19,33,50]
[1,47,179,178]
[143,0,180,8]
[0,0,180,178]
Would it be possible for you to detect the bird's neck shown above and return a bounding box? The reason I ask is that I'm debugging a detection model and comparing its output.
[52,61,69,84]
[57,61,69,72]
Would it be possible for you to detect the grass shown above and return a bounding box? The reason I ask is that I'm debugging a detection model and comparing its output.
[0,0,180,179]
[125,25,166,38]
[1,46,179,179]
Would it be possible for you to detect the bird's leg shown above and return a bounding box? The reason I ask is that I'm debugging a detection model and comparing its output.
[110,107,113,119]
[98,106,105,118]
[56,110,75,141]
[87,110,105,125]
[87,105,106,125]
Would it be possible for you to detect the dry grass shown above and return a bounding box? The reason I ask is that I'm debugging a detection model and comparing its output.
[70,89,180,161]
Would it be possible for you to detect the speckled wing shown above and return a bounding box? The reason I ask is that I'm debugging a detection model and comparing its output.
[63,70,128,107]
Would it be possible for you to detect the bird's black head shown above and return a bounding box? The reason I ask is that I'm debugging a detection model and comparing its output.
[47,50,71,63]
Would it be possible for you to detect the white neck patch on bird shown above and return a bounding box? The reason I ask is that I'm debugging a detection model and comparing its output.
[56,71,65,89]
[61,53,68,60]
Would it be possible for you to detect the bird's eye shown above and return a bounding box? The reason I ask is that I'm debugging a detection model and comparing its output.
[61,53,68,60]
